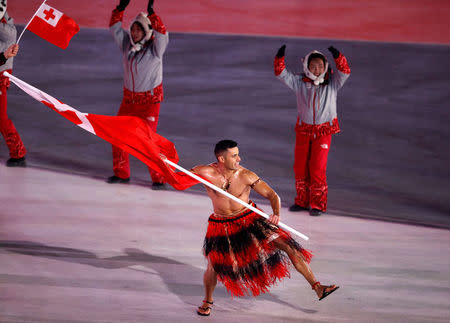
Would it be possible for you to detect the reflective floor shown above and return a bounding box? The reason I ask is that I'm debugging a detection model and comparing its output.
[1,165,449,322]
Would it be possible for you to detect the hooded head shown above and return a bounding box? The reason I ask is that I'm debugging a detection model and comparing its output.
[302,50,329,86]
[129,12,153,53]
[0,0,7,21]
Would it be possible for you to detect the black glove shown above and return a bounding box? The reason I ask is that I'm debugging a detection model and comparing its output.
[147,0,155,15]
[328,46,340,59]
[276,45,286,58]
[116,0,130,11]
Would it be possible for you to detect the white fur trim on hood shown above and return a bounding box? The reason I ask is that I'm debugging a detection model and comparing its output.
[302,50,329,86]
[129,12,153,53]
[0,0,7,21]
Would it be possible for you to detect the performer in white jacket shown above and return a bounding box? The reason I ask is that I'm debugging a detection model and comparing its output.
[107,0,169,189]
[0,7,27,167]
[274,45,351,216]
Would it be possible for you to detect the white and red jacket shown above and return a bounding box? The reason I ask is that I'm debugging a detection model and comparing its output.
[0,12,15,73]
[109,9,169,102]
[274,51,351,137]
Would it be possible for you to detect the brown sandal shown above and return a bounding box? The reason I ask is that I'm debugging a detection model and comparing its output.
[197,299,213,316]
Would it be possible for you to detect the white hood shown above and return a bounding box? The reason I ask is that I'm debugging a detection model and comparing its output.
[129,12,153,53]
[0,0,7,21]
[302,50,329,86]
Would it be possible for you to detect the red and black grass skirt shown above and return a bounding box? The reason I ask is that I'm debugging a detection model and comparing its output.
[203,201,313,297]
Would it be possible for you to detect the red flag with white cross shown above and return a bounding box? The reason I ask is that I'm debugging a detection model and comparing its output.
[27,3,79,49]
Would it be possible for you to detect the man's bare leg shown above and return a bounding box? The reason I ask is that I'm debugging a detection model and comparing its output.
[273,238,338,299]
[197,262,217,315]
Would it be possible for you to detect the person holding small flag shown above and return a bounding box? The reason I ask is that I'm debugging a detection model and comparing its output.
[107,0,169,189]
[0,0,79,167]
[0,7,27,167]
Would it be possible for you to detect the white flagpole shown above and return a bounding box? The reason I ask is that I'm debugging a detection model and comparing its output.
[17,0,47,45]
[163,158,309,241]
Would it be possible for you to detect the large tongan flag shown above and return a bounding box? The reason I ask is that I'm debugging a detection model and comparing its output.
[27,3,79,49]
[4,72,199,190]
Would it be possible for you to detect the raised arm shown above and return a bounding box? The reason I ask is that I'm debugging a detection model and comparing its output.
[274,44,300,91]
[328,46,351,90]
[109,0,130,51]
[147,0,169,58]
[246,170,281,225]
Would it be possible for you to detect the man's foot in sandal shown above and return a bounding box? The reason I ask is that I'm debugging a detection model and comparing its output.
[311,282,339,301]
[197,299,213,316]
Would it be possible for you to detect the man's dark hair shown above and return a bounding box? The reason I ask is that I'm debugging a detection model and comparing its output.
[308,52,326,67]
[214,139,238,158]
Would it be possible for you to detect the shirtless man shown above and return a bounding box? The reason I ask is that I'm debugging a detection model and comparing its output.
[192,139,338,316]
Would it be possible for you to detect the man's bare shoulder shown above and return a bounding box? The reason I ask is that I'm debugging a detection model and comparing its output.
[191,164,217,176]
[238,167,260,184]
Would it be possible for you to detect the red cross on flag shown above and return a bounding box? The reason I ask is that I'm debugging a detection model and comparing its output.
[27,3,80,49]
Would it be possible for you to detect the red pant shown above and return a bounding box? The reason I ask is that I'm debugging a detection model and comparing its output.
[293,129,331,211]
[112,97,164,183]
[0,72,26,159]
